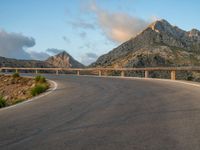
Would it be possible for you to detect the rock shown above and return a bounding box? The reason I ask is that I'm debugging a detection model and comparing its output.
[0,51,84,68]
[3,96,9,100]
[0,75,36,103]
[91,19,200,68]
[46,51,84,68]
[0,56,52,68]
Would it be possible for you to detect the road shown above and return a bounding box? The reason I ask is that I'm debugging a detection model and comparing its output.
[1,75,200,150]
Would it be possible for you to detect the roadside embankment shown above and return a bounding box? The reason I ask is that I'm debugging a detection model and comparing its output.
[0,73,49,108]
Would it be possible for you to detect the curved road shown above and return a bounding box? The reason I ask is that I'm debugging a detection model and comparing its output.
[1,75,200,150]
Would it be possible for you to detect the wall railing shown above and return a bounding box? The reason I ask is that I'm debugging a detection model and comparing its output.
[1,67,200,80]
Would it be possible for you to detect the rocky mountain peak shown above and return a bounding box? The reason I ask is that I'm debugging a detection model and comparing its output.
[0,50,84,68]
[57,51,69,57]
[148,19,187,39]
[91,19,200,68]
[148,19,172,32]
[188,28,200,37]
[46,51,84,68]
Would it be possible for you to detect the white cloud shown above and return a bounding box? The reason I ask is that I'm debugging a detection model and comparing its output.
[89,1,149,43]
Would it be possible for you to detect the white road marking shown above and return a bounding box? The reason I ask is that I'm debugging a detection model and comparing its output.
[1,74,200,112]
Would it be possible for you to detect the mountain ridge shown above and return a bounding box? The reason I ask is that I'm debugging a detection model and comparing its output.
[91,19,200,68]
[0,51,84,68]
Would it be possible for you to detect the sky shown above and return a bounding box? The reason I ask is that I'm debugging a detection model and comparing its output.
[0,0,200,65]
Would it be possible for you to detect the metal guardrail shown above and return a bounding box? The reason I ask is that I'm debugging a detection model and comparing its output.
[1,66,200,80]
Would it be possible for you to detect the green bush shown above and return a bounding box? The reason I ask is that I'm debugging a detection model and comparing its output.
[0,96,7,108]
[12,72,20,78]
[31,84,48,96]
[13,99,24,104]
[187,76,194,81]
[35,75,46,83]
[31,76,49,96]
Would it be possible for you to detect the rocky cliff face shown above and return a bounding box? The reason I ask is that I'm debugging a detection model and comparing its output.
[46,51,84,68]
[0,51,84,68]
[91,19,200,68]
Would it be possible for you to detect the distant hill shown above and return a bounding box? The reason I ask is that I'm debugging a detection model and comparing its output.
[0,51,84,68]
[46,51,84,68]
[0,56,52,68]
[91,19,200,68]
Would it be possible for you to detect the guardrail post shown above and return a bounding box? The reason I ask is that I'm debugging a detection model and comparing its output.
[145,70,149,78]
[171,70,176,80]
[56,70,59,75]
[77,70,80,76]
[121,71,125,77]
[98,70,102,76]
[104,71,108,76]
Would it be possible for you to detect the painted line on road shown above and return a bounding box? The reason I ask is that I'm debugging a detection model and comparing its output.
[1,74,199,112]
[0,80,58,111]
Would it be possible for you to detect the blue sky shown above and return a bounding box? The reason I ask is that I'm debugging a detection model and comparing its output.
[0,0,200,65]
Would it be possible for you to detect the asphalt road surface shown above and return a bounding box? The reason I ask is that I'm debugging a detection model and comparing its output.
[1,75,200,150]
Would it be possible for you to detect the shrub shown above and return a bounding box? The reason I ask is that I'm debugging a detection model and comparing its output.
[31,76,49,96]
[13,99,24,104]
[31,84,48,96]
[0,96,7,108]
[12,72,20,78]
[35,75,46,83]
[187,76,194,81]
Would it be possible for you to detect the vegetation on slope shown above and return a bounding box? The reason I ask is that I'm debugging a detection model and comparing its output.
[0,74,49,108]
[31,75,49,96]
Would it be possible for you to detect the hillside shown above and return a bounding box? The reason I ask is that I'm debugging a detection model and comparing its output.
[0,56,52,68]
[91,19,200,68]
[0,74,35,106]
[0,51,84,68]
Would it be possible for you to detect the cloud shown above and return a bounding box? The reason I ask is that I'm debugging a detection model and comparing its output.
[0,29,35,59]
[46,48,64,55]
[29,51,50,60]
[62,36,71,43]
[0,29,72,61]
[28,48,67,60]
[68,20,95,29]
[29,48,68,60]
[79,32,87,39]
[81,52,98,65]
[78,42,96,50]
[89,1,149,43]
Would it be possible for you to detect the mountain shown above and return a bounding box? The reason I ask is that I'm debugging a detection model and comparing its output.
[91,19,200,68]
[46,51,84,68]
[0,51,84,68]
[0,56,52,68]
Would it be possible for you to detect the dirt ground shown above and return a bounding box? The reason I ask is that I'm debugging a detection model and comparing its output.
[0,74,36,105]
